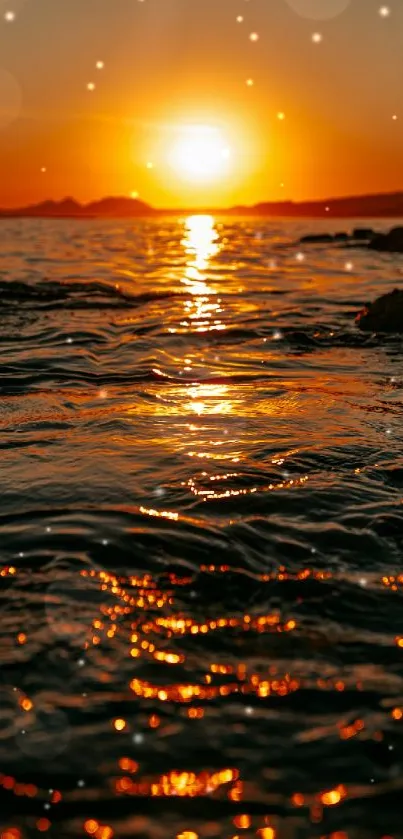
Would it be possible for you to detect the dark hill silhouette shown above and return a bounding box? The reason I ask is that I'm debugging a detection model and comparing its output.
[0,196,156,218]
[1,191,403,218]
[85,196,156,216]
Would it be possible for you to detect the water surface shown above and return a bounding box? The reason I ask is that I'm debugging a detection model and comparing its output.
[1,215,403,839]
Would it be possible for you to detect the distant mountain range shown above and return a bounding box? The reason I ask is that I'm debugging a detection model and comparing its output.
[1,192,403,218]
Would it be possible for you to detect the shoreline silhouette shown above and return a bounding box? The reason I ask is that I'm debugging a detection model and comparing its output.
[2,191,403,219]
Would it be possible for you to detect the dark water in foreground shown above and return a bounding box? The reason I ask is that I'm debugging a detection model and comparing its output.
[1,215,403,839]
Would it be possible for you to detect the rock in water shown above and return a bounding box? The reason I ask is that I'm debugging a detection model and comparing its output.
[352,228,375,240]
[298,229,373,246]
[368,227,403,253]
[356,288,403,332]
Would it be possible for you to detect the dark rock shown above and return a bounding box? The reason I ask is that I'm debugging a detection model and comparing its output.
[368,226,403,253]
[352,228,375,240]
[300,233,334,244]
[356,288,403,332]
[368,233,388,250]
[297,224,403,252]
[298,229,374,246]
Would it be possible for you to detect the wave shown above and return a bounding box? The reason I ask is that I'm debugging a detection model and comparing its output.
[0,278,180,309]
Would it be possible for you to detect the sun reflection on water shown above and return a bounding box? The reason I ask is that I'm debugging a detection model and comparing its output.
[150,214,243,459]
[176,215,224,332]
[182,214,219,274]
[185,383,233,417]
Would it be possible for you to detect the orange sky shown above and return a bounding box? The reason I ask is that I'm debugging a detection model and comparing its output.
[0,0,402,208]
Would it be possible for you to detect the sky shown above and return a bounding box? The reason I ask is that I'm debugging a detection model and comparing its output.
[0,0,402,208]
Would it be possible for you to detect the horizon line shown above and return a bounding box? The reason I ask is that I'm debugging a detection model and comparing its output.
[2,189,403,218]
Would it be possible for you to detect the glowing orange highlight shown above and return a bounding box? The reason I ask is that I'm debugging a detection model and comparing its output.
[84,821,99,835]
[233,814,251,829]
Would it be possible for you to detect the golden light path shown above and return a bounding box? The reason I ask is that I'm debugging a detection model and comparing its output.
[157,214,240,435]
[179,214,223,327]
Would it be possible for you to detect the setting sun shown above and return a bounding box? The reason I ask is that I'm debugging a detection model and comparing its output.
[168,125,232,183]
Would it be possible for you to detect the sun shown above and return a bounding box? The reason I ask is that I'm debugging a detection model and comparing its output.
[168,124,232,183]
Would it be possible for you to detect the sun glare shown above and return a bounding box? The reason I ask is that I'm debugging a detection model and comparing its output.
[169,125,232,183]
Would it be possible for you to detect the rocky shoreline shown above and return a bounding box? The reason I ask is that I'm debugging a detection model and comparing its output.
[300,226,403,253]
[298,227,403,332]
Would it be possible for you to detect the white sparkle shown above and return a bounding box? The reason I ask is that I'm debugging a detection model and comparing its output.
[249,32,259,41]
[311,548,316,554]
[78,659,85,667]
[391,377,396,383]
[41,167,47,173]
[18,552,24,558]
[296,252,305,262]
[66,337,73,344]
[236,15,243,22]
[154,487,165,497]
[325,206,330,212]
[77,780,86,787]
[277,112,285,121]
[246,78,254,86]
[245,706,254,715]
[133,733,144,744]
[388,744,394,750]
[87,82,95,91]
[312,32,323,43]
[4,11,15,22]
[359,578,368,587]
[131,191,139,199]
[386,428,392,435]
[96,61,104,70]
[392,114,398,120]
[102,539,109,546]
[98,388,108,399]
[345,261,354,271]
[273,330,283,340]
[44,804,51,810]
[45,526,52,533]
[379,6,390,17]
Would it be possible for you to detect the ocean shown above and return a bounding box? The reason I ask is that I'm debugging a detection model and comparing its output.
[1,215,403,839]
